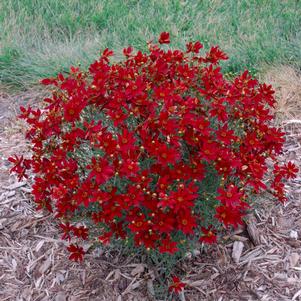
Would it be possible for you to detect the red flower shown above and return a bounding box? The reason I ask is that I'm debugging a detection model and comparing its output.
[186,41,203,53]
[204,46,228,64]
[152,211,175,234]
[215,205,244,228]
[98,231,113,245]
[158,185,198,212]
[123,46,133,57]
[98,132,117,154]
[158,32,170,44]
[176,209,197,234]
[134,229,159,249]
[199,226,217,244]
[110,222,127,240]
[87,157,114,185]
[8,155,31,180]
[67,244,85,262]
[60,222,74,240]
[119,159,140,177]
[73,180,94,207]
[32,177,49,200]
[117,129,137,155]
[52,184,68,200]
[216,125,238,145]
[191,117,210,136]
[63,100,85,122]
[283,162,298,179]
[209,102,228,122]
[73,226,89,240]
[200,141,219,162]
[149,142,180,166]
[128,215,149,233]
[217,185,243,207]
[101,48,114,62]
[108,109,127,127]
[271,180,287,203]
[169,276,186,294]
[259,83,276,107]
[101,199,123,222]
[40,78,57,86]
[159,237,179,254]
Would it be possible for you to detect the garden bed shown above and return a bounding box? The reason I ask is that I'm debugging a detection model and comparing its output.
[0,67,300,301]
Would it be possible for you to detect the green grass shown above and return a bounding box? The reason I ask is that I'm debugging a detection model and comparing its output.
[1,0,300,90]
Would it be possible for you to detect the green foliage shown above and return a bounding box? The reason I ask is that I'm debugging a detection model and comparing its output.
[1,0,300,90]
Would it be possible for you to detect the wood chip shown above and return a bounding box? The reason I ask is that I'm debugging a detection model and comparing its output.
[0,190,16,201]
[55,272,65,284]
[245,214,261,245]
[192,249,200,256]
[189,280,205,287]
[289,253,300,267]
[131,264,145,276]
[292,288,301,300]
[55,292,67,301]
[289,230,298,240]
[147,279,155,298]
[287,238,301,248]
[232,241,244,263]
[20,187,32,193]
[116,295,122,301]
[39,257,52,274]
[105,269,121,282]
[231,235,249,242]
[4,182,26,190]
[35,240,45,253]
[179,290,186,301]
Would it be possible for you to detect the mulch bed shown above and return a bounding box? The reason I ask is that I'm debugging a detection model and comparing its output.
[0,83,300,301]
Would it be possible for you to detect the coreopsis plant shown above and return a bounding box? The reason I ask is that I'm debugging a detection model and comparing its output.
[9,32,298,293]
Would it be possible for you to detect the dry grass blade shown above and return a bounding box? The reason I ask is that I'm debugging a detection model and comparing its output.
[263,65,301,123]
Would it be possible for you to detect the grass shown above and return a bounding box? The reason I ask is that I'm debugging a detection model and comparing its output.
[263,65,301,122]
[0,0,300,90]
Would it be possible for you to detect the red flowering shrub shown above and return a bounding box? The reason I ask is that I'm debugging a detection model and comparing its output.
[9,32,298,284]
[169,276,186,294]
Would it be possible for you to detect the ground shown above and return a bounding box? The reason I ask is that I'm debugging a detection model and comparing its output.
[0,66,300,301]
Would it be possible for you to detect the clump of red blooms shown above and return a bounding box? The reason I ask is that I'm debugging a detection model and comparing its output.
[169,276,186,294]
[9,32,298,267]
